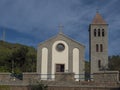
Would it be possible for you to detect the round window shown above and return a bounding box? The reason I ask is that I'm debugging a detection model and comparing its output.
[56,43,65,51]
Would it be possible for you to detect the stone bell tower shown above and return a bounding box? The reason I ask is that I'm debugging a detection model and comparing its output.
[89,12,108,75]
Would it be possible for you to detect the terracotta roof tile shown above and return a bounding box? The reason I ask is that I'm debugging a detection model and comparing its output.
[92,12,107,24]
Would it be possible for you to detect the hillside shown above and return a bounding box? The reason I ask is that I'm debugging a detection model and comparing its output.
[0,40,37,73]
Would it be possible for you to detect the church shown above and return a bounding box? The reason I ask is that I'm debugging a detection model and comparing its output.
[37,12,108,81]
[37,33,85,81]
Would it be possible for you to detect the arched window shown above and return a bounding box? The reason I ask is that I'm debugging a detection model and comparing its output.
[94,29,96,37]
[100,44,103,52]
[96,44,99,52]
[98,60,101,69]
[102,29,105,37]
[98,29,100,37]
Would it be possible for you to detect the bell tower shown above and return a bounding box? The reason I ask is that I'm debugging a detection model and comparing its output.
[89,12,108,75]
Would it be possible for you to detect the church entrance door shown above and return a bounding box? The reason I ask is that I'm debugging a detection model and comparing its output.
[56,64,65,72]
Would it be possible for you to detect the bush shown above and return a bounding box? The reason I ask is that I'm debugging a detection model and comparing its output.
[30,82,48,90]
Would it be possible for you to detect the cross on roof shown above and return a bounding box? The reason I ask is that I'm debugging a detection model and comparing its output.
[96,8,100,13]
[2,29,6,41]
[58,24,64,34]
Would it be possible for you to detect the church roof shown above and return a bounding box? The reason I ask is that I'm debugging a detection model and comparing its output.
[92,12,107,24]
[58,33,85,47]
[38,33,85,48]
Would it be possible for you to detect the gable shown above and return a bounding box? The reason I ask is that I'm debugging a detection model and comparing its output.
[38,33,85,48]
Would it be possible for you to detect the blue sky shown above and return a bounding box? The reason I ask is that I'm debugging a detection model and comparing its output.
[0,0,120,60]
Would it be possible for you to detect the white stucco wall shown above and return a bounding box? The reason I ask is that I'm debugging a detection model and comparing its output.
[73,48,79,81]
[41,48,48,80]
[52,40,68,79]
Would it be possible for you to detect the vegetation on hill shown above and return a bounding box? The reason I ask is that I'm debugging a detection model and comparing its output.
[0,40,36,73]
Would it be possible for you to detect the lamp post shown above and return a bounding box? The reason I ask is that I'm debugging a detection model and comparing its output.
[12,59,14,73]
[12,59,16,81]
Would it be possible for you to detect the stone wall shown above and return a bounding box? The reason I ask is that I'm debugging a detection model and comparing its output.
[23,72,40,83]
[55,72,74,81]
[0,73,12,82]
[0,85,119,90]
[0,72,119,90]
[93,71,119,83]
[48,86,120,90]
[0,85,28,90]
[0,73,26,86]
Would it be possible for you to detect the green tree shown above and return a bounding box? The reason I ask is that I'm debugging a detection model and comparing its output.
[0,41,37,73]
[108,55,120,71]
[85,61,90,81]
[30,82,48,90]
[108,55,120,80]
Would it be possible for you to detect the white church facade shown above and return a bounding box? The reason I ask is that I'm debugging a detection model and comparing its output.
[37,33,85,81]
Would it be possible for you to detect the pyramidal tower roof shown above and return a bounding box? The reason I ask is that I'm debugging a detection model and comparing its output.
[92,12,107,24]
